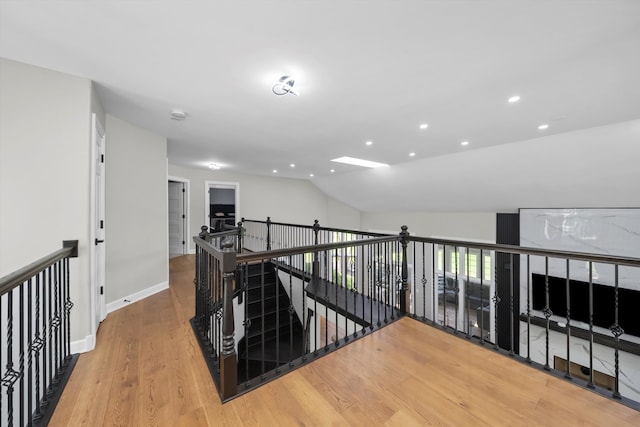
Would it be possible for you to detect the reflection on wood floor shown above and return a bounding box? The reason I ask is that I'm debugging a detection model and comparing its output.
[50,255,640,426]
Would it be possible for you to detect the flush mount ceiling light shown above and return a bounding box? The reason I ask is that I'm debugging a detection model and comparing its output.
[508,95,521,103]
[419,123,429,129]
[331,156,389,168]
[208,163,220,170]
[460,140,469,146]
[409,152,416,157]
[170,109,187,120]
[365,140,373,146]
[538,123,549,130]
[272,76,298,96]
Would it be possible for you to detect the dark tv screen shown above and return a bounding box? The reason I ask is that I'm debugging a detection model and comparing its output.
[531,273,639,338]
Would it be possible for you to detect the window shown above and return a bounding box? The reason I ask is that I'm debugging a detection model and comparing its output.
[437,247,492,281]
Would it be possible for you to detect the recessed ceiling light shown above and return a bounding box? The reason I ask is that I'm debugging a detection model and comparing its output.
[208,163,220,170]
[290,163,295,168]
[460,141,469,146]
[272,169,278,173]
[538,124,549,130]
[365,141,373,146]
[331,156,389,168]
[309,173,314,177]
[508,95,521,103]
[409,152,416,157]
[419,123,428,129]
[330,169,335,173]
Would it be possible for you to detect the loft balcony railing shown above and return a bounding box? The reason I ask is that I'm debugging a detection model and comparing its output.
[0,240,79,426]
[191,219,640,411]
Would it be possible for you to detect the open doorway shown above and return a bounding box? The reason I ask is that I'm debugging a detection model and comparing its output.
[206,181,240,232]
[168,177,190,257]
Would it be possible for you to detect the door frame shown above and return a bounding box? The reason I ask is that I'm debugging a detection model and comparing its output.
[90,113,107,347]
[168,175,190,254]
[205,180,240,231]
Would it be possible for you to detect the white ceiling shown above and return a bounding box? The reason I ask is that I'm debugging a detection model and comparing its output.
[2,1,640,212]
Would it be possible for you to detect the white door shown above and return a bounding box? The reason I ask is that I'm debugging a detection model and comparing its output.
[92,114,107,328]
[168,181,186,256]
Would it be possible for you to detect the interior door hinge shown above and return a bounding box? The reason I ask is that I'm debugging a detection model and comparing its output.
[101,154,104,163]
[182,214,185,219]
[100,220,104,229]
[100,286,104,295]
[182,241,185,245]
[182,188,185,192]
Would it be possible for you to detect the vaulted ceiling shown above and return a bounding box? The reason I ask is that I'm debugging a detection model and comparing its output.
[2,1,640,211]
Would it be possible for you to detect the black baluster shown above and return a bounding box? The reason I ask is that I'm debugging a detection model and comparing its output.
[610,264,623,399]
[565,259,571,379]
[19,282,25,427]
[454,246,459,332]
[65,256,72,360]
[587,261,594,389]
[543,257,552,371]
[42,265,50,411]
[509,253,514,356]
[344,247,350,342]
[442,245,447,328]
[5,290,15,425]
[324,250,330,352]
[479,250,484,344]
[432,244,437,326]
[289,257,294,366]
[422,243,427,321]
[466,247,471,339]
[493,250,501,351]
[334,248,339,346]
[28,275,34,426]
[368,244,374,331]
[53,260,60,386]
[33,268,43,422]
[526,255,531,363]
[260,261,265,379]
[352,243,358,339]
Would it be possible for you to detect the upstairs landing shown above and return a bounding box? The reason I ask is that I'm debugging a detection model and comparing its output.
[50,255,640,426]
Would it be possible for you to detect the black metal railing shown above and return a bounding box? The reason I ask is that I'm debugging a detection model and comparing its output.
[192,219,640,410]
[0,240,79,426]
[192,224,405,401]
[242,217,388,253]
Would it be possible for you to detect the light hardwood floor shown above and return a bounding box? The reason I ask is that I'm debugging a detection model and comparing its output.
[50,255,640,426]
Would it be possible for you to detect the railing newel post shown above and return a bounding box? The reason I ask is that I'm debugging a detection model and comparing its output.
[399,225,410,315]
[266,217,272,251]
[219,237,238,400]
[312,220,320,281]
[237,220,244,253]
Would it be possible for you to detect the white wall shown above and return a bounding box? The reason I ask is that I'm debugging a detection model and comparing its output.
[327,197,361,230]
[105,115,168,304]
[361,211,496,242]
[168,164,334,248]
[0,58,93,341]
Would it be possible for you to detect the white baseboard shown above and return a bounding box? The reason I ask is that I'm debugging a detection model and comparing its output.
[71,334,96,354]
[188,248,196,254]
[106,281,169,314]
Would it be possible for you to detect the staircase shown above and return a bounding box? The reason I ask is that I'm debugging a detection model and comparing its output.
[237,262,304,381]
